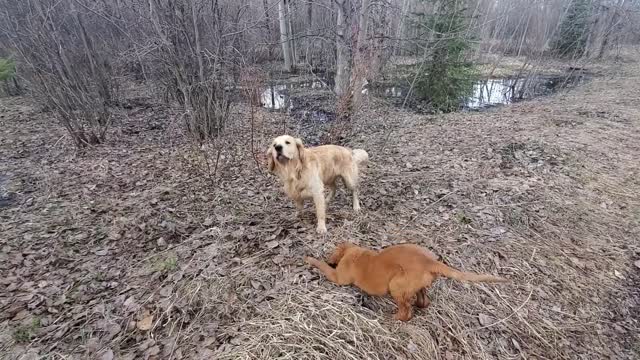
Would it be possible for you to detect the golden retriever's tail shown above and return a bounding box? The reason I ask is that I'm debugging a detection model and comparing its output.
[429,261,508,283]
[352,149,369,166]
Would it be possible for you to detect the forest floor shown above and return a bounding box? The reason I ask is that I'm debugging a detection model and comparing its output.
[1,51,639,360]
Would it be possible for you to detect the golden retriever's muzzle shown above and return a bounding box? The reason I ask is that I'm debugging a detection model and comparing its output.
[273,144,289,162]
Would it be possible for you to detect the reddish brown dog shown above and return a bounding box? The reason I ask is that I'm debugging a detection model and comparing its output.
[305,242,507,321]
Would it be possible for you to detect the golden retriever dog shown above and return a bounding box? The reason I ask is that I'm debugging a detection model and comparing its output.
[305,242,508,321]
[267,135,368,234]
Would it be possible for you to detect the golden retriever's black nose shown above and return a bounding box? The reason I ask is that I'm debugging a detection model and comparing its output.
[274,144,283,152]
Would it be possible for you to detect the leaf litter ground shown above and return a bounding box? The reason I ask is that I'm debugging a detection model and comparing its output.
[1,57,639,359]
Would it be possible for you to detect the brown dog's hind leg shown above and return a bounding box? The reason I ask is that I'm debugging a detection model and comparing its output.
[415,288,431,308]
[389,276,414,321]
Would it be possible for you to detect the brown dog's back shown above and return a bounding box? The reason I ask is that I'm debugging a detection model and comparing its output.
[378,244,507,284]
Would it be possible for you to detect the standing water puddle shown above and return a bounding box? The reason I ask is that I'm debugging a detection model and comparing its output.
[371,73,587,110]
[261,81,327,110]
[260,72,587,112]
[467,74,586,109]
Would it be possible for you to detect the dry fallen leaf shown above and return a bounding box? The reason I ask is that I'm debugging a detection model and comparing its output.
[613,270,624,279]
[99,349,114,360]
[145,345,161,357]
[85,338,100,354]
[94,248,108,256]
[137,312,154,331]
[265,240,279,249]
[478,313,492,326]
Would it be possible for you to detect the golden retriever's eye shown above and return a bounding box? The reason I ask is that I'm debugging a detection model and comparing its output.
[285,141,291,145]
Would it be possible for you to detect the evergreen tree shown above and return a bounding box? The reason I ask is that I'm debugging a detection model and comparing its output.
[0,58,16,82]
[552,0,592,57]
[414,0,477,113]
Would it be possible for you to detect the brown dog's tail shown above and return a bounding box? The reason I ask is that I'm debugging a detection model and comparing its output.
[429,261,508,283]
[352,149,369,166]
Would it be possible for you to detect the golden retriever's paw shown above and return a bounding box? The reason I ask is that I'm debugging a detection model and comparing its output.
[353,205,361,212]
[316,224,327,234]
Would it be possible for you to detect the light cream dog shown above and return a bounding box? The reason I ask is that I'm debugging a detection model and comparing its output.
[267,135,369,233]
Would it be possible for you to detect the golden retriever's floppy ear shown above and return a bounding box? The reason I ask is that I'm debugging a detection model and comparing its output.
[296,138,306,158]
[295,137,306,177]
[328,242,353,265]
[266,147,275,173]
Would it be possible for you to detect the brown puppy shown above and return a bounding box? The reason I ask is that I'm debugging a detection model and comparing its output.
[267,135,368,234]
[305,243,507,321]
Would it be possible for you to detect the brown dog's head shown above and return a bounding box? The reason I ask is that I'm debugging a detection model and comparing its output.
[328,242,356,265]
[267,135,306,174]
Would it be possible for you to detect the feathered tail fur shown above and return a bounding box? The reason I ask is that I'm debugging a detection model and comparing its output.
[352,149,369,166]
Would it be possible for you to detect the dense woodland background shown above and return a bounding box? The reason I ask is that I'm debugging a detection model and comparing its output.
[0,0,639,146]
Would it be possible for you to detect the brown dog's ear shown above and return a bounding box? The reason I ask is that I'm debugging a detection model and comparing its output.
[266,147,275,173]
[328,242,353,265]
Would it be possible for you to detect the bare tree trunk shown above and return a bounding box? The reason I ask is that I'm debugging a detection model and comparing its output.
[394,0,410,56]
[369,1,388,79]
[191,0,205,83]
[278,0,293,71]
[351,0,371,106]
[598,0,626,58]
[263,0,273,57]
[334,0,351,96]
[306,0,313,64]
[287,0,297,64]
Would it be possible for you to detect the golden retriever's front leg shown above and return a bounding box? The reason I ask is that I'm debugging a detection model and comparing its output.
[312,191,327,234]
[294,199,304,218]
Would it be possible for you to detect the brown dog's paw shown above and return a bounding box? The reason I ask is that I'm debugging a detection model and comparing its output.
[393,312,412,322]
[415,289,431,308]
[304,256,318,266]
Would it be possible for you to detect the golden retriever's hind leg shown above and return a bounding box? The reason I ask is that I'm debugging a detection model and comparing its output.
[313,191,327,234]
[291,199,304,221]
[342,173,361,212]
[325,182,337,204]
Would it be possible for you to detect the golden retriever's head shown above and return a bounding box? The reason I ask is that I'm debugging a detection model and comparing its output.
[328,242,356,265]
[267,135,305,172]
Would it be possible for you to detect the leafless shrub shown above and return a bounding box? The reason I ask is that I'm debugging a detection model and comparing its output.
[185,81,232,142]
[240,66,269,171]
[1,0,118,148]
